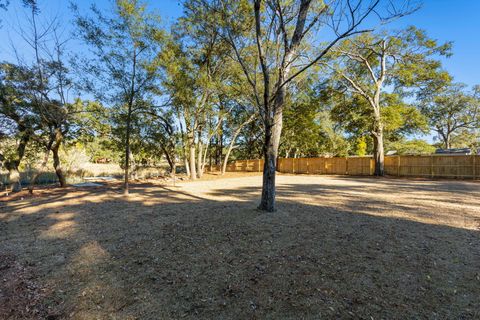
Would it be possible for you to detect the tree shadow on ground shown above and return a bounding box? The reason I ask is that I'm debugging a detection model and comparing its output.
[0,177,479,319]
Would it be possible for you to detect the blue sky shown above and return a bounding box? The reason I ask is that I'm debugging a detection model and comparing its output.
[1,0,478,86]
[0,0,478,144]
[387,0,480,86]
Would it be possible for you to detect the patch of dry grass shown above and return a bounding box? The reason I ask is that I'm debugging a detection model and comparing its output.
[0,174,479,319]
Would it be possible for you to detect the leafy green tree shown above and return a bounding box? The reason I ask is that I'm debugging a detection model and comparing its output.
[386,138,435,155]
[73,0,164,194]
[353,136,368,156]
[207,0,410,211]
[419,82,479,149]
[280,81,349,157]
[0,0,77,190]
[331,93,428,156]
[159,1,236,180]
[327,27,450,175]
[448,129,480,153]
[69,100,119,163]
[0,64,38,191]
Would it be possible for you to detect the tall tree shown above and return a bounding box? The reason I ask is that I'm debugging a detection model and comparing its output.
[419,83,479,149]
[330,93,428,156]
[211,0,411,211]
[0,64,38,192]
[73,0,164,194]
[1,0,76,189]
[280,80,350,158]
[159,2,232,180]
[327,27,450,175]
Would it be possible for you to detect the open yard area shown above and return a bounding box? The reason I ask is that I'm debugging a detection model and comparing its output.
[1,174,479,319]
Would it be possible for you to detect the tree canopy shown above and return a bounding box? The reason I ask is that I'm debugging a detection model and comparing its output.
[0,0,477,212]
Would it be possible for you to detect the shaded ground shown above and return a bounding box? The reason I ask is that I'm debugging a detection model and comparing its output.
[0,173,479,319]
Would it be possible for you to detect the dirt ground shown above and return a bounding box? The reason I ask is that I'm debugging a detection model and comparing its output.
[1,173,479,319]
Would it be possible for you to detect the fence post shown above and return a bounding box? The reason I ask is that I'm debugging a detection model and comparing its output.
[306,158,309,174]
[397,156,400,177]
[473,155,476,180]
[430,155,434,178]
[345,157,349,175]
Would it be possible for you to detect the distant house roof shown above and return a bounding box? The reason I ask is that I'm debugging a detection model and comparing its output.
[435,148,472,155]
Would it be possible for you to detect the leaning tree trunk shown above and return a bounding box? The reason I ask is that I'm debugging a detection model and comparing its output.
[162,147,175,175]
[52,146,67,187]
[51,128,67,187]
[8,166,22,193]
[221,130,242,175]
[221,114,257,175]
[221,146,234,175]
[372,123,385,176]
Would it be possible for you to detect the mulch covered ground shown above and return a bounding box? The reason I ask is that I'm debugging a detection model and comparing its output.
[1,173,479,319]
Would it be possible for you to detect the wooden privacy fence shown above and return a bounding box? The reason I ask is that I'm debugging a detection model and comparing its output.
[206,155,480,179]
[204,159,265,173]
[278,157,373,175]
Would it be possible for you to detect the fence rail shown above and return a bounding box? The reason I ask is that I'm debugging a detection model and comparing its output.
[206,155,480,179]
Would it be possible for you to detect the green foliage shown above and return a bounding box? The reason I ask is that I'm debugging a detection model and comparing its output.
[1,0,476,184]
[331,93,427,144]
[419,82,479,148]
[386,139,436,155]
[281,81,350,157]
[353,136,368,156]
[449,129,480,152]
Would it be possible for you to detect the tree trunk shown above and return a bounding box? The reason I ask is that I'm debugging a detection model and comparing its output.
[258,89,284,212]
[129,150,138,180]
[201,138,213,175]
[124,113,132,195]
[171,162,176,186]
[445,133,451,149]
[218,129,223,165]
[184,157,190,177]
[4,128,31,193]
[8,167,22,193]
[188,136,197,180]
[221,114,257,175]
[52,128,67,187]
[221,144,234,175]
[52,146,67,187]
[372,126,385,176]
[197,141,203,178]
[258,140,277,212]
[163,148,175,174]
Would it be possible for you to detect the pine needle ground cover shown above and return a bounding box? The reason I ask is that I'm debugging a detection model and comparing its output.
[1,174,479,319]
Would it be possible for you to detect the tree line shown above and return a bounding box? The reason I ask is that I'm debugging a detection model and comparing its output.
[1,0,479,211]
